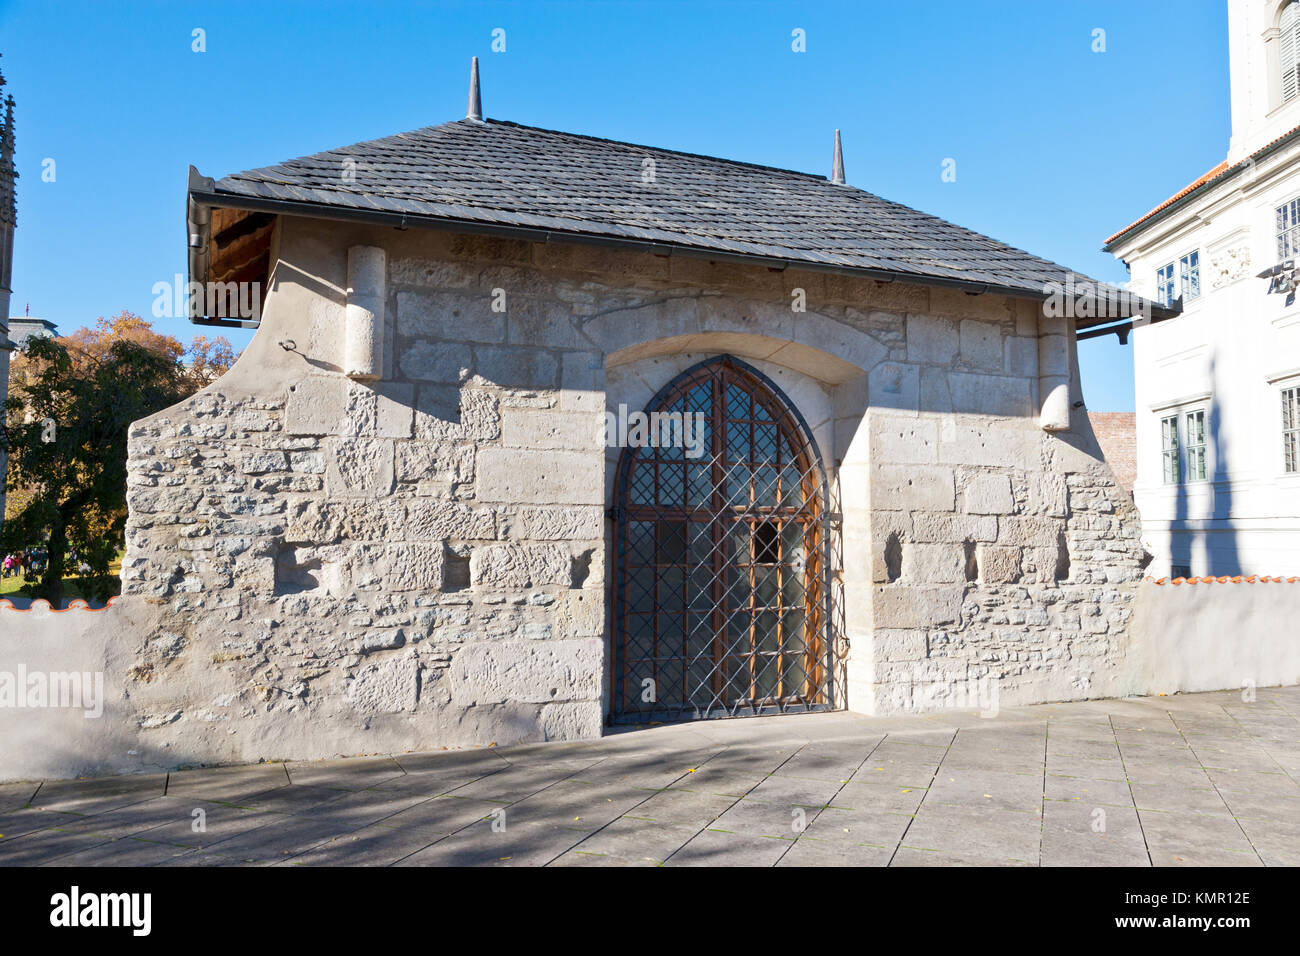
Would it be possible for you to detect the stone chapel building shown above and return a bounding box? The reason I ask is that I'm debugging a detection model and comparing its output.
[115,63,1159,764]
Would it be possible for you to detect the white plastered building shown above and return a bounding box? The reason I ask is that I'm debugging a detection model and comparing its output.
[1105,0,1300,577]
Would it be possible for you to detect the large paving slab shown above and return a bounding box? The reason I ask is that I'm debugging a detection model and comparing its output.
[1,687,1296,867]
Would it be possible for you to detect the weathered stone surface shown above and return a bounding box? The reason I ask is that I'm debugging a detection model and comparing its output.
[559,351,606,413]
[937,421,1037,468]
[948,373,1032,418]
[477,448,604,504]
[1029,473,1068,517]
[919,366,953,413]
[868,363,919,412]
[326,438,394,497]
[872,464,955,512]
[127,487,202,515]
[910,512,997,544]
[286,500,406,544]
[397,289,505,343]
[872,585,963,628]
[538,700,604,740]
[349,651,419,713]
[904,543,966,583]
[871,418,937,464]
[907,315,958,365]
[964,474,1014,514]
[1004,335,1038,377]
[450,640,603,705]
[373,382,416,438]
[400,341,473,384]
[361,629,406,653]
[501,408,603,450]
[959,319,1002,370]
[405,501,496,540]
[414,387,500,442]
[397,443,474,484]
[506,297,592,350]
[471,544,570,589]
[978,545,1023,585]
[351,544,444,591]
[241,451,289,475]
[505,505,603,541]
[285,376,346,435]
[997,515,1061,549]
[470,346,559,389]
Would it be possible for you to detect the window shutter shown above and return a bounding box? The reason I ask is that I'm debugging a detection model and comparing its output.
[1284,3,1299,102]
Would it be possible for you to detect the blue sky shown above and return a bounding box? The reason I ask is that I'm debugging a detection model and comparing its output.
[1,0,1227,410]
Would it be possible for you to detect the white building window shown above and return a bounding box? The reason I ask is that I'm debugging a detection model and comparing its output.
[1156,263,1176,306]
[1184,409,1208,482]
[1161,415,1181,484]
[1278,198,1300,258]
[1284,385,1300,473]
[1284,1,1300,103]
[1160,409,1209,485]
[1179,250,1200,301]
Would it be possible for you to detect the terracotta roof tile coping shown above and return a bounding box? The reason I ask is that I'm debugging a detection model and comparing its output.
[1106,124,1300,247]
[1145,575,1300,585]
[0,596,121,612]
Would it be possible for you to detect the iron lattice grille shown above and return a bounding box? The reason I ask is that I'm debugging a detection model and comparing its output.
[612,356,833,722]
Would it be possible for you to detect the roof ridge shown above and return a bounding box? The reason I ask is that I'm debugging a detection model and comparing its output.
[220,116,837,187]
[216,118,1118,284]
[481,118,831,182]
[196,114,1167,318]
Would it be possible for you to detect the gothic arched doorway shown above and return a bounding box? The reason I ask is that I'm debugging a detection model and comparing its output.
[611,355,834,722]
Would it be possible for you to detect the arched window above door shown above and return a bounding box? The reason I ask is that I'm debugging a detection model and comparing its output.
[610,355,835,722]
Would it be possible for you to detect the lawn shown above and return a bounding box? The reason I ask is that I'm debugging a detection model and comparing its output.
[0,554,124,602]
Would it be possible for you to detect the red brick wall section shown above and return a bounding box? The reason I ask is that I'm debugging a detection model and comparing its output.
[1088,412,1137,493]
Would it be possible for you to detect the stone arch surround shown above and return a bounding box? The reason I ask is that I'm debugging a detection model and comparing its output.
[603,342,842,502]
[601,339,856,713]
[588,300,887,388]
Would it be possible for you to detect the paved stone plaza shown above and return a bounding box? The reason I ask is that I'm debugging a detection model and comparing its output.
[1,687,1296,867]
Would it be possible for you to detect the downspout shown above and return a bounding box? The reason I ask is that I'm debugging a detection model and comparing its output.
[186,166,260,330]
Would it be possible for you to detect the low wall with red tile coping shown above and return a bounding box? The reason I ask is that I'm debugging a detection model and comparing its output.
[1132,578,1300,698]
[1,582,1297,781]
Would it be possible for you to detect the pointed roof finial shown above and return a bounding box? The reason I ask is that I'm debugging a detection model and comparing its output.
[466,56,483,122]
[831,129,845,185]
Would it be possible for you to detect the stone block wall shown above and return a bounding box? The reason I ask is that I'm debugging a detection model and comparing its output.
[116,219,622,767]
[88,213,1153,770]
[840,292,1150,713]
[851,409,1148,713]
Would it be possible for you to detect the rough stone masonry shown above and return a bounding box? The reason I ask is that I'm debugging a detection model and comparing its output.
[91,210,1149,773]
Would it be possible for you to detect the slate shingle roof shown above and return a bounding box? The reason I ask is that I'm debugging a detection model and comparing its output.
[203,118,1144,314]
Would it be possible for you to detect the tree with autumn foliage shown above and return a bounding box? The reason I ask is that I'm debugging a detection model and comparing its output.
[16,311,237,392]
[1,312,238,604]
